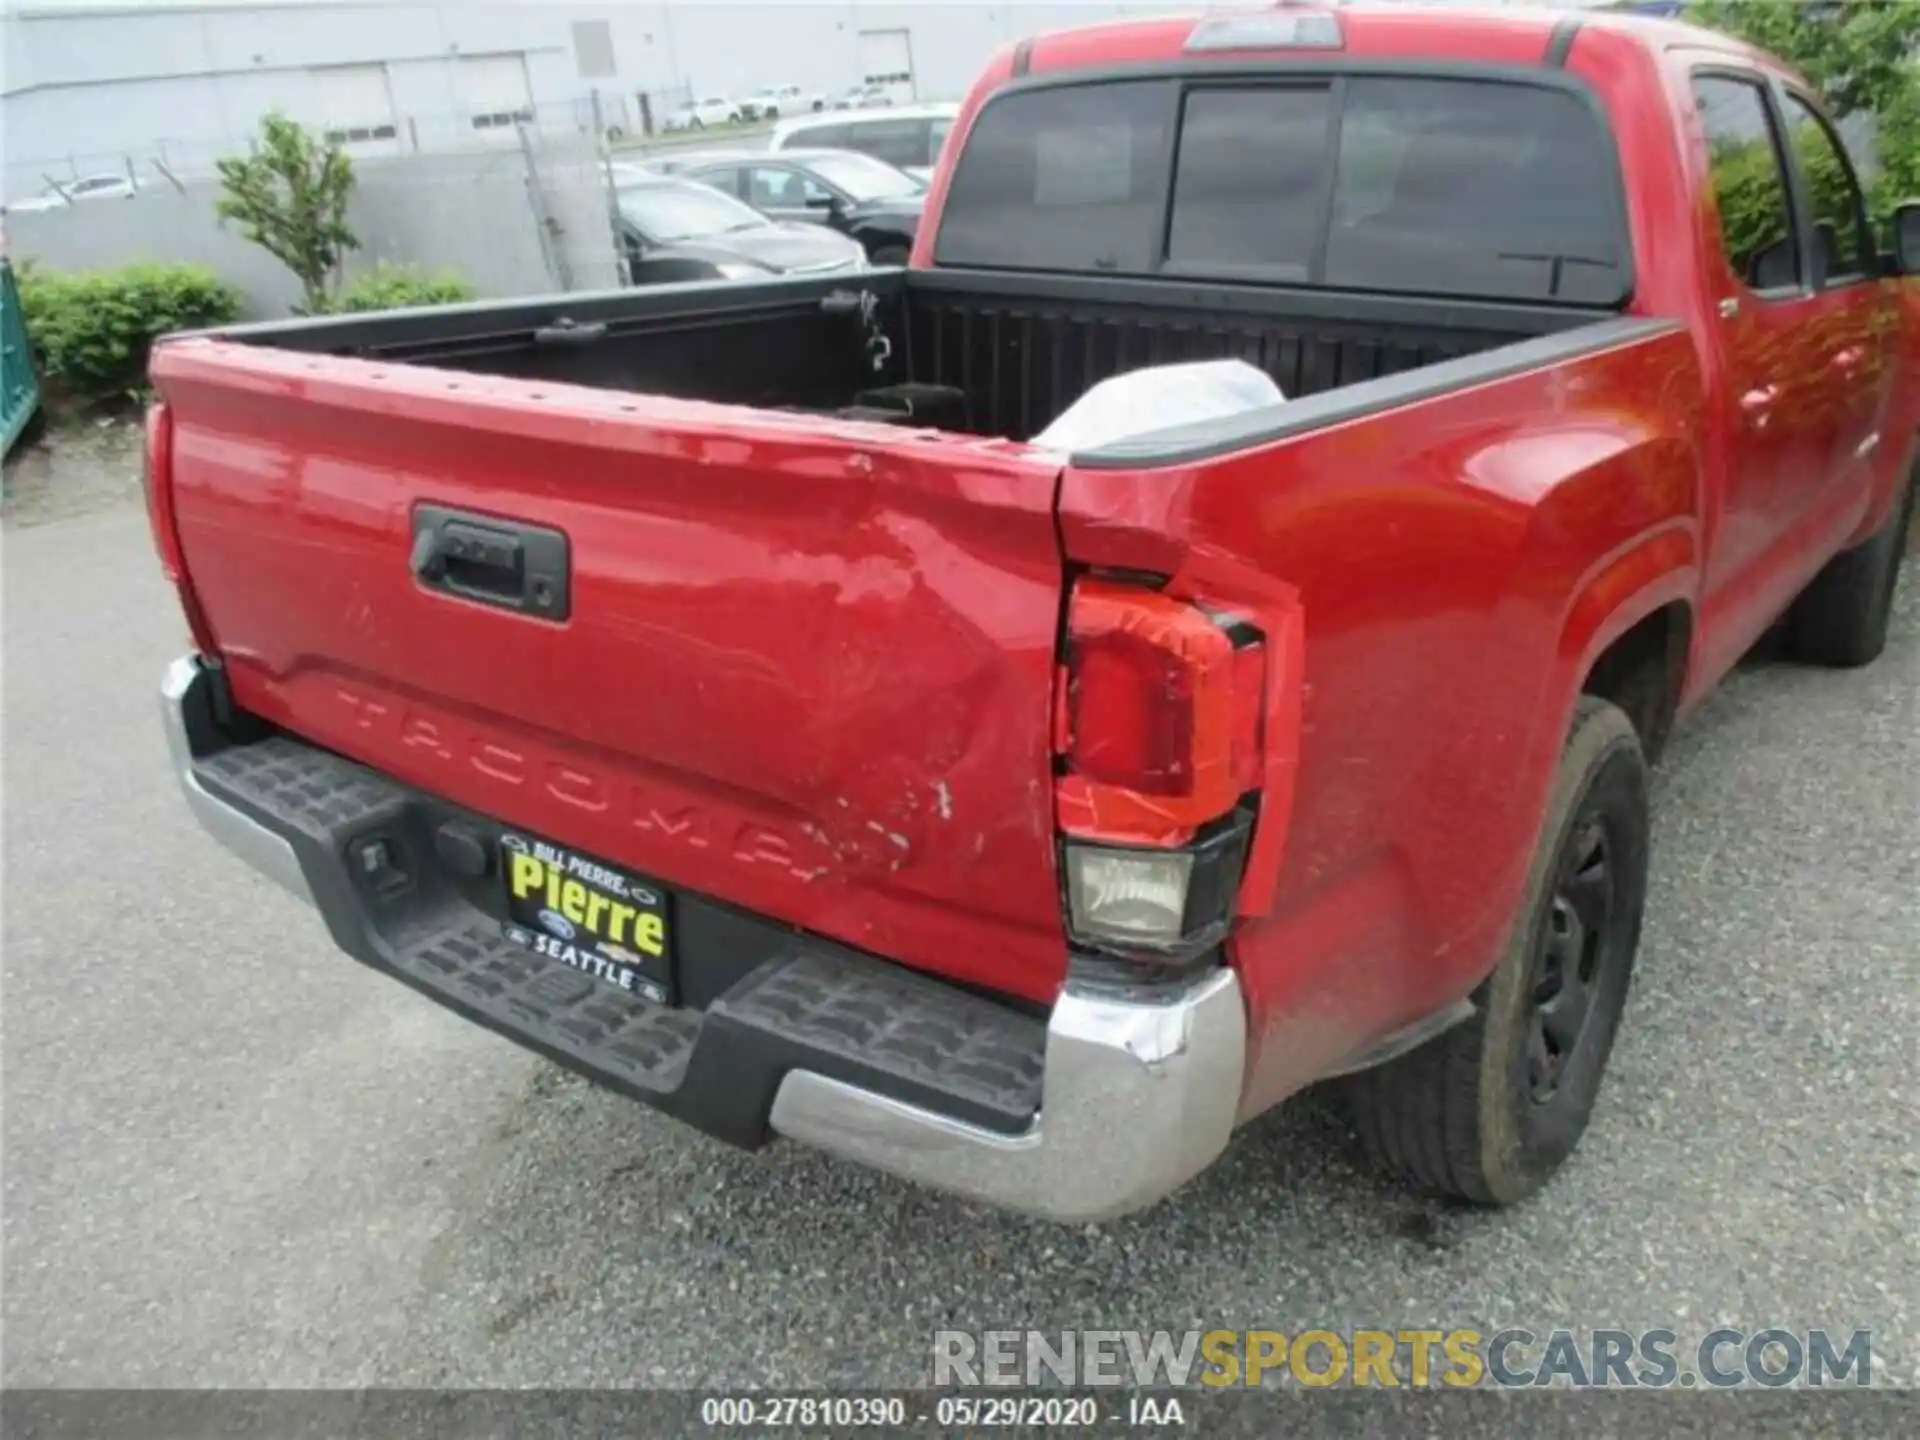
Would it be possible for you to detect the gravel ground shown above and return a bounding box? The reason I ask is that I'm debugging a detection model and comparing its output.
[1,418,144,528]
[3,432,1916,1395]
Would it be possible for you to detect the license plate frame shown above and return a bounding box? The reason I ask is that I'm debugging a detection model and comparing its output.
[498,832,675,1005]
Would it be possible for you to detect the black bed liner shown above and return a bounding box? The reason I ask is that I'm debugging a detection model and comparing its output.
[200,266,1625,448]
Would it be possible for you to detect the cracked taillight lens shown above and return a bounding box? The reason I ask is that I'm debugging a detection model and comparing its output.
[1055,578,1264,847]
[1053,577,1269,959]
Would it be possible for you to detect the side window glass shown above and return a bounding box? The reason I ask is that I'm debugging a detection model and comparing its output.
[748,167,795,208]
[1782,93,1874,285]
[1691,75,1800,294]
[853,120,925,169]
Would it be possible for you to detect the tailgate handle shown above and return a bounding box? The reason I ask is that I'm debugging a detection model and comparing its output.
[411,506,570,621]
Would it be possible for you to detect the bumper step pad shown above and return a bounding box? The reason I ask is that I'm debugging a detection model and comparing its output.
[415,922,703,1092]
[190,730,1044,1144]
[716,953,1044,1126]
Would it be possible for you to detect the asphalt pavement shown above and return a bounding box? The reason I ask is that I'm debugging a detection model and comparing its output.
[3,439,1916,1389]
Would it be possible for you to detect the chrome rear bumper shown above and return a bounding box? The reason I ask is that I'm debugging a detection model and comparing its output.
[161,656,309,900]
[162,654,1248,1221]
[769,970,1245,1221]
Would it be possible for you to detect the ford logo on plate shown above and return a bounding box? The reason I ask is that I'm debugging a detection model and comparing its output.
[538,909,576,941]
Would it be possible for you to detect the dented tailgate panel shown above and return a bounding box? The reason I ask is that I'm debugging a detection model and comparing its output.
[154,340,1071,1003]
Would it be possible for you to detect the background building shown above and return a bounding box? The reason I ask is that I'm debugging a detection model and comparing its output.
[1,1,1192,201]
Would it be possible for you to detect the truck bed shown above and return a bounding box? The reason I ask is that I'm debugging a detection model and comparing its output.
[204,269,1611,445]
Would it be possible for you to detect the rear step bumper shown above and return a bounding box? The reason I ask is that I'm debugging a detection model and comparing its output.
[162,655,1246,1222]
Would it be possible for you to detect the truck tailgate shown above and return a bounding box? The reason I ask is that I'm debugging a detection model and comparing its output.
[153,339,1070,1003]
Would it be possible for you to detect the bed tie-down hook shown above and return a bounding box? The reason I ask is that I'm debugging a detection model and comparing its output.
[823,287,891,373]
[858,289,891,372]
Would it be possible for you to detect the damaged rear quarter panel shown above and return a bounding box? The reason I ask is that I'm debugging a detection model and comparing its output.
[1057,324,1702,1110]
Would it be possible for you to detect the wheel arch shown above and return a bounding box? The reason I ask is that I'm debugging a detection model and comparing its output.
[1555,523,1699,762]
[1579,600,1695,762]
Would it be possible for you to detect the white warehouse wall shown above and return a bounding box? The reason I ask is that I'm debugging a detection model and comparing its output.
[2,2,1171,199]
[586,3,1169,106]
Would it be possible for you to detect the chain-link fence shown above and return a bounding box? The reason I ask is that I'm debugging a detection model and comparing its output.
[4,87,717,209]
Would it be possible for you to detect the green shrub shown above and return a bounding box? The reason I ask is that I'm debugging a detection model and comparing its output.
[335,264,475,313]
[1693,0,1920,236]
[18,261,241,401]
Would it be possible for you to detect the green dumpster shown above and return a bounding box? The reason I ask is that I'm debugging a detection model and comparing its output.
[2,257,44,457]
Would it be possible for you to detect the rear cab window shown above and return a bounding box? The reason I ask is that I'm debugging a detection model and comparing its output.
[933,73,1631,305]
[1169,86,1333,280]
[934,81,1171,275]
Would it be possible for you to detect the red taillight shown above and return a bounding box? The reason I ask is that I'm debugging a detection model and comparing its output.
[1054,574,1302,960]
[1055,579,1265,848]
[143,399,218,653]
[1071,627,1197,795]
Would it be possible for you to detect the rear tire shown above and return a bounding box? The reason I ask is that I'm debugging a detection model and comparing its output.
[1785,459,1916,668]
[1348,698,1649,1205]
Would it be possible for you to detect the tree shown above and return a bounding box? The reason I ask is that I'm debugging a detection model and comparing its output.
[216,113,359,314]
[1692,0,1920,227]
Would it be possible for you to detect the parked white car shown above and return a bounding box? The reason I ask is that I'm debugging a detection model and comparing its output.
[663,96,742,132]
[831,85,891,111]
[739,85,826,122]
[771,103,960,183]
[6,173,139,212]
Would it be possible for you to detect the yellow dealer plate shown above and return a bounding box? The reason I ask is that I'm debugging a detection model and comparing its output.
[499,832,674,1005]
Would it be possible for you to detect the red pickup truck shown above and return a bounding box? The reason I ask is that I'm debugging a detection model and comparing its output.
[150,5,1916,1220]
